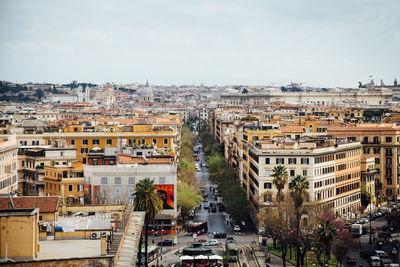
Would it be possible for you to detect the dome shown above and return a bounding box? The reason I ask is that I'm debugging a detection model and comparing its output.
[141,80,154,102]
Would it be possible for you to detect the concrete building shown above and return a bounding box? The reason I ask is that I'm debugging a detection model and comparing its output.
[328,124,400,200]
[242,136,362,218]
[220,88,392,108]
[0,135,18,195]
[0,208,39,260]
[18,147,76,196]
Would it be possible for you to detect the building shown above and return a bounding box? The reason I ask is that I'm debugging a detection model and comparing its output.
[0,135,18,195]
[0,208,39,260]
[44,162,84,205]
[360,157,377,209]
[18,147,76,196]
[84,153,177,234]
[328,124,400,199]
[242,136,362,218]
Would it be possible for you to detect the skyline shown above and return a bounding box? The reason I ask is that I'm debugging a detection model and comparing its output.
[1,0,399,88]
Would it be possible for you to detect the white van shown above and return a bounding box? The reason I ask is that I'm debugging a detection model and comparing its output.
[375,250,386,257]
[369,256,381,266]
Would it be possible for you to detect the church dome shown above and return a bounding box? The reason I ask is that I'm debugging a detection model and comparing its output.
[141,80,154,102]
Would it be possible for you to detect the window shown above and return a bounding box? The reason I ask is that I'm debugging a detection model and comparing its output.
[81,148,88,154]
[265,169,270,176]
[164,138,168,145]
[276,158,284,164]
[288,158,297,164]
[106,139,112,145]
[82,139,88,145]
[373,148,380,154]
[302,170,308,176]
[159,177,165,184]
[115,177,121,184]
[79,185,83,191]
[265,158,270,164]
[101,177,108,184]
[290,169,295,176]
[39,216,43,221]
[47,140,51,145]
[68,185,73,191]
[92,139,100,145]
[264,194,272,202]
[153,139,157,145]
[129,177,135,184]
[301,158,309,164]
[373,136,379,143]
[386,137,392,143]
[83,157,86,164]
[375,158,380,164]
[363,147,370,154]
[263,182,272,189]
[71,139,75,145]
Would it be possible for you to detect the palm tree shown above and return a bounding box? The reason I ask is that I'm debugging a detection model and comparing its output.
[133,178,164,267]
[318,220,337,266]
[271,165,289,204]
[289,175,309,267]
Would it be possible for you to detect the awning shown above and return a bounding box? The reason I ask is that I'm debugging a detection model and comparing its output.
[195,255,208,260]
[180,255,194,261]
[208,255,223,260]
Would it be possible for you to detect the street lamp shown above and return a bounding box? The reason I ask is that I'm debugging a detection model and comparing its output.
[369,183,372,245]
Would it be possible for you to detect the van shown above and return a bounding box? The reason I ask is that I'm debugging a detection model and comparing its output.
[369,256,381,266]
[375,250,386,257]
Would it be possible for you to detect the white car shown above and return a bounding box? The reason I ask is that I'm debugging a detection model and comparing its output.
[208,239,219,246]
[233,225,241,232]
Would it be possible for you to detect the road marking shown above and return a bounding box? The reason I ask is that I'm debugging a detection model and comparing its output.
[245,244,260,267]
[239,245,249,267]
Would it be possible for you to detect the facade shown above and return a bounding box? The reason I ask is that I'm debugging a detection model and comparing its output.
[0,208,39,260]
[242,137,362,218]
[220,89,392,108]
[44,162,84,205]
[18,147,76,196]
[361,157,377,209]
[328,124,400,199]
[0,135,18,195]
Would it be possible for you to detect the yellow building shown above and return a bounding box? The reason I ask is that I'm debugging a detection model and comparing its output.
[0,135,18,195]
[0,208,39,260]
[44,162,84,205]
[361,157,377,208]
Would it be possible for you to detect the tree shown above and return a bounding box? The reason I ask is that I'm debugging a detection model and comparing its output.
[132,178,163,267]
[242,88,249,94]
[289,175,309,267]
[271,165,288,204]
[332,230,356,267]
[35,89,44,100]
[177,181,202,223]
[318,220,337,266]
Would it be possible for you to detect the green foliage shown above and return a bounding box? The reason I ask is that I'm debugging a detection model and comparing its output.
[132,178,164,222]
[360,184,371,208]
[271,165,288,203]
[200,128,250,223]
[177,181,202,223]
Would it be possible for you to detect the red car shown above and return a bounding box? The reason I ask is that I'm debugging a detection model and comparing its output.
[346,256,357,265]
[197,238,207,243]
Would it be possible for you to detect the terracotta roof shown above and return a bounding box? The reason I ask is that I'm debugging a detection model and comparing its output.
[0,196,60,213]
[280,126,304,133]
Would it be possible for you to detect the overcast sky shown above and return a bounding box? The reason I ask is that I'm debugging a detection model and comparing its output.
[0,0,399,87]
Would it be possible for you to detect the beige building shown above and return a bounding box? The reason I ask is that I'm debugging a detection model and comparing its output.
[0,135,18,195]
[242,136,362,219]
[0,208,40,260]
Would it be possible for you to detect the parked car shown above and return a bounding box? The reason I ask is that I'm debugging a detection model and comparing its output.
[73,212,88,216]
[213,232,227,238]
[158,239,174,246]
[204,202,209,209]
[197,238,207,243]
[346,256,357,265]
[233,225,241,232]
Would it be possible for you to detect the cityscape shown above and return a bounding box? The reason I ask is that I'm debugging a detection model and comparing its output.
[1,1,400,267]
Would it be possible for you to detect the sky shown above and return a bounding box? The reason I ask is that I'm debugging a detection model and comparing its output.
[0,0,399,88]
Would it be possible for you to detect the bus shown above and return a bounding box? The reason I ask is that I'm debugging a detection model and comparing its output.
[141,245,159,263]
[188,221,208,235]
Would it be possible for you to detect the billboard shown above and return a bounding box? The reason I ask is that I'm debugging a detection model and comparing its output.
[156,184,174,210]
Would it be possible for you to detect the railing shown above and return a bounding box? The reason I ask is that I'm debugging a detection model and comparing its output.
[113,205,133,265]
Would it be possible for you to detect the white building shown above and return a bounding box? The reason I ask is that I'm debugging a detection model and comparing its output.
[0,135,19,195]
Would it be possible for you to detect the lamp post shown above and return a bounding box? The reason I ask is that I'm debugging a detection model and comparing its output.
[369,183,372,245]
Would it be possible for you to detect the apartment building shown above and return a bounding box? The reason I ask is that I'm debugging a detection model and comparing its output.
[18,147,76,196]
[0,124,178,164]
[0,135,18,195]
[44,162,84,205]
[361,157,377,208]
[328,124,400,199]
[242,136,362,218]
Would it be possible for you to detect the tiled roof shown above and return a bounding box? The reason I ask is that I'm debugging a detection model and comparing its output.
[0,196,60,213]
